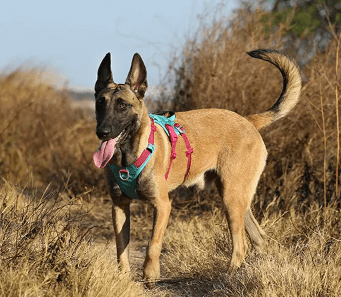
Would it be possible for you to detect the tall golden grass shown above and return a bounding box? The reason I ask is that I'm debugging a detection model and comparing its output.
[0,70,103,196]
[159,202,341,296]
[0,183,149,296]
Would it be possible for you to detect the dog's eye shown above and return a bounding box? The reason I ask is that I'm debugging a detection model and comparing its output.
[119,102,127,110]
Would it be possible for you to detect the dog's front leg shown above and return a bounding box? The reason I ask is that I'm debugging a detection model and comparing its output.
[143,191,171,284]
[112,199,131,273]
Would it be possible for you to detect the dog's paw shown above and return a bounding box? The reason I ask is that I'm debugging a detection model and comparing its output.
[144,279,157,289]
[143,260,160,288]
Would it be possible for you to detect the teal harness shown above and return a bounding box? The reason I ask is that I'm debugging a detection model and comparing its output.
[108,113,193,200]
[149,113,180,137]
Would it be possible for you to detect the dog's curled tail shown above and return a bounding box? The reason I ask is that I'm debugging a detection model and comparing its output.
[246,49,301,130]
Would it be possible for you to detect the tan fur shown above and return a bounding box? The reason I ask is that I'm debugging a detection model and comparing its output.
[246,50,301,129]
[95,49,302,285]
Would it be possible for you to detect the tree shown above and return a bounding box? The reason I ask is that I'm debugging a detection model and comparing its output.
[263,0,341,61]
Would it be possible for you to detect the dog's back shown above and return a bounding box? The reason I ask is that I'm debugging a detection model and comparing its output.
[164,108,265,189]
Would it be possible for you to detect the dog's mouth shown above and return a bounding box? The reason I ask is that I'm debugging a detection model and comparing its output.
[93,131,125,168]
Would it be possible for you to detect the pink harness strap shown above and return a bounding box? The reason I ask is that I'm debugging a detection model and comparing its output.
[174,123,193,179]
[164,123,193,181]
[164,124,178,180]
[134,118,156,167]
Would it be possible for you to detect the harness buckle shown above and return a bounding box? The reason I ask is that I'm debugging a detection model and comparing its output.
[119,169,130,181]
[147,143,154,152]
[175,124,185,134]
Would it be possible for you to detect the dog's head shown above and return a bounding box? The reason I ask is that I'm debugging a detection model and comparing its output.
[94,52,148,142]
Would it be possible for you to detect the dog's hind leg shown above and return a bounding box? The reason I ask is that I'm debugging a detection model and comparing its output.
[112,200,131,273]
[143,186,171,285]
[218,145,267,272]
[245,208,267,252]
[220,181,249,272]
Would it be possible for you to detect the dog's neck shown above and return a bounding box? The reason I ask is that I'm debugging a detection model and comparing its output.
[112,105,150,167]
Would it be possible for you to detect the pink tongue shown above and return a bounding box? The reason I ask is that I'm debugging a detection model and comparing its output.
[93,138,117,168]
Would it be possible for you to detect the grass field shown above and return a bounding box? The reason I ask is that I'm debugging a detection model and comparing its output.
[1,182,340,296]
[1,3,341,297]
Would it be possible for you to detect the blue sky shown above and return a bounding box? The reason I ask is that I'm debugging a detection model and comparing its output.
[0,0,237,91]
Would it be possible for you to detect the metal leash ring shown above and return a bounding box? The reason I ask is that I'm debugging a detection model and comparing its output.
[119,169,130,181]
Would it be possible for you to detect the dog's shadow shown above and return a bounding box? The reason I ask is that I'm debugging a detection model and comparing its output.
[144,269,260,297]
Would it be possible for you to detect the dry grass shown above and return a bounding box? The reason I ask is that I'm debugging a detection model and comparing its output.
[0,70,102,196]
[0,181,149,297]
[1,180,340,296]
[159,204,341,296]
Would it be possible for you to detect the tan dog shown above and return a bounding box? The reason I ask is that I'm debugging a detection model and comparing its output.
[93,49,301,283]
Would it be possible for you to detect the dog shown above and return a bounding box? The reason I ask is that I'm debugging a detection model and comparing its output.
[93,49,301,283]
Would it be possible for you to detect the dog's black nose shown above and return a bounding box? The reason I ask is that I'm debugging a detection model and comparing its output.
[96,127,110,139]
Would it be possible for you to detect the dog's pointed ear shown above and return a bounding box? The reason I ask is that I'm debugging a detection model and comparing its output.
[95,53,114,96]
[125,53,148,99]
